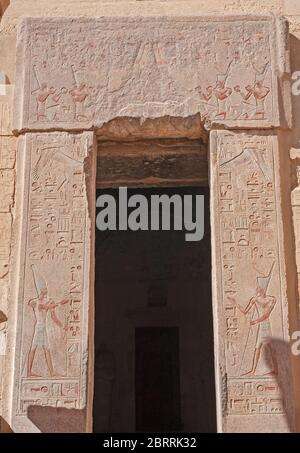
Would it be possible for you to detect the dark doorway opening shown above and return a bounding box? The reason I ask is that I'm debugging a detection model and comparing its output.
[135,327,181,432]
[93,187,216,432]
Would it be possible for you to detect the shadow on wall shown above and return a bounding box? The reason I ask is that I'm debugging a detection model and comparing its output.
[27,407,86,433]
[269,338,295,432]
[0,0,9,18]
[290,35,300,150]
[0,416,13,433]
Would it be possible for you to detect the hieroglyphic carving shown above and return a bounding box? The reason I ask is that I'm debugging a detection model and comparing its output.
[211,130,294,431]
[0,85,13,135]
[0,136,16,169]
[227,379,284,415]
[14,16,288,131]
[11,132,95,430]
[0,169,14,212]
[0,213,12,279]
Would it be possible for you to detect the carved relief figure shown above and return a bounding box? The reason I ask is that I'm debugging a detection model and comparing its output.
[229,263,278,376]
[27,265,69,378]
[200,78,233,121]
[48,87,71,121]
[32,83,56,121]
[212,80,233,120]
[69,83,89,121]
[220,145,271,181]
[32,146,81,182]
[234,64,270,120]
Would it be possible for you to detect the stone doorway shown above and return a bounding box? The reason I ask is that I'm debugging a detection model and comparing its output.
[7,15,297,433]
[93,184,216,433]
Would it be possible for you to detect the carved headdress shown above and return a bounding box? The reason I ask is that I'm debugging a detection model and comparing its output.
[253,61,269,84]
[216,60,233,83]
[31,264,47,297]
[257,262,275,292]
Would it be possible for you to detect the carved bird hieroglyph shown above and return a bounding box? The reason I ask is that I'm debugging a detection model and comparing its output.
[32,146,82,181]
[220,146,271,181]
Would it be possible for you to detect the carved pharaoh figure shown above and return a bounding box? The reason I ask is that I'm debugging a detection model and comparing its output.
[32,83,56,122]
[69,83,89,121]
[234,64,270,119]
[228,263,278,376]
[27,265,69,378]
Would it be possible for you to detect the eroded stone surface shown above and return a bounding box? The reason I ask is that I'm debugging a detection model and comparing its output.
[97,115,208,141]
[9,132,96,433]
[0,169,14,212]
[14,16,290,132]
[0,136,16,169]
[0,213,11,278]
[210,130,295,433]
[0,78,15,429]
[0,85,13,135]
[97,139,208,187]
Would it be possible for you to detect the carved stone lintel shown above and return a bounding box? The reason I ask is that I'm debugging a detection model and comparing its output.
[14,16,291,132]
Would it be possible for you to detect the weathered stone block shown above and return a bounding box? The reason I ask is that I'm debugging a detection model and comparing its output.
[0,136,16,169]
[0,84,13,135]
[0,213,11,278]
[97,139,208,187]
[0,169,14,212]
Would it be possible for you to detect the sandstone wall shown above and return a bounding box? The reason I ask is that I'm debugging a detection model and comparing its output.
[1,0,300,432]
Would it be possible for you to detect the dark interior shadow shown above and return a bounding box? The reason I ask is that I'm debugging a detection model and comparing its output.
[269,338,296,432]
[94,187,216,433]
[0,1,9,18]
[0,310,7,323]
[27,406,86,433]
